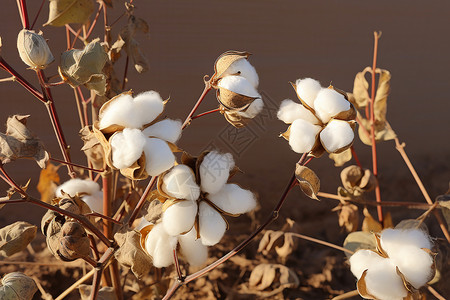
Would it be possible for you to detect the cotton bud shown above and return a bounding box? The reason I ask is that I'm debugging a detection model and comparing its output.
[17,29,54,69]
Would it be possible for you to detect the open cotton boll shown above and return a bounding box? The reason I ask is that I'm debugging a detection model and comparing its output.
[110,128,146,169]
[143,138,175,176]
[179,228,208,267]
[238,98,264,119]
[162,165,200,201]
[380,228,432,256]
[142,119,182,144]
[208,184,256,215]
[350,250,386,280]
[364,259,408,300]
[135,217,152,231]
[56,178,100,198]
[313,88,350,124]
[277,99,319,124]
[198,202,227,246]
[133,91,165,127]
[82,190,104,213]
[199,151,235,195]
[288,119,322,153]
[145,223,178,268]
[218,75,260,98]
[320,120,354,153]
[221,58,259,88]
[162,200,197,236]
[295,78,321,109]
[99,94,140,129]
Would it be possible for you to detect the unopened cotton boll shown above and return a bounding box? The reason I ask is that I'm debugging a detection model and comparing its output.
[82,190,103,213]
[208,184,256,215]
[142,119,182,144]
[288,119,322,153]
[143,138,175,176]
[218,75,260,98]
[313,88,350,124]
[110,128,146,169]
[238,98,264,119]
[198,202,227,246]
[145,223,178,268]
[99,94,141,129]
[56,178,100,198]
[277,99,319,125]
[133,91,165,127]
[199,151,235,195]
[295,78,321,109]
[162,165,200,201]
[221,58,259,88]
[319,120,354,153]
[162,200,198,236]
[380,228,432,255]
[17,29,54,69]
[364,258,408,300]
[179,228,208,267]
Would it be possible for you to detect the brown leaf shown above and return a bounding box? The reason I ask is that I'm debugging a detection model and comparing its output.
[79,126,105,170]
[257,218,300,260]
[37,162,60,203]
[333,203,359,233]
[79,285,118,300]
[0,222,37,257]
[352,67,371,109]
[343,231,376,258]
[249,264,299,291]
[144,199,163,224]
[329,148,352,167]
[45,0,94,27]
[0,272,37,300]
[361,207,382,233]
[295,164,320,200]
[0,115,49,168]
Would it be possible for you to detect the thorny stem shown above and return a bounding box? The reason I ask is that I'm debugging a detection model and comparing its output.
[288,232,354,255]
[182,78,213,129]
[127,176,158,226]
[49,157,104,173]
[16,0,29,29]
[30,0,45,30]
[191,108,221,120]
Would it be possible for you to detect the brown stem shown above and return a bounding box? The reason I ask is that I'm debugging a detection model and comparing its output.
[73,88,87,127]
[127,176,157,226]
[109,260,123,300]
[69,26,83,50]
[49,157,104,173]
[182,78,212,129]
[85,2,103,40]
[89,267,103,300]
[102,171,113,238]
[55,268,96,300]
[86,212,122,225]
[427,286,446,300]
[288,232,354,255]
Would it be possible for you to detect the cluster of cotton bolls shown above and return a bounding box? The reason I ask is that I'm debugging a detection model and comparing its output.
[98,91,182,177]
[349,228,435,300]
[278,78,356,155]
[56,178,103,213]
[141,151,257,267]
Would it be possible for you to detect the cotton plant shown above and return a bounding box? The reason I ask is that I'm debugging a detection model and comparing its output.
[94,90,182,180]
[349,228,435,300]
[278,78,356,157]
[56,178,103,213]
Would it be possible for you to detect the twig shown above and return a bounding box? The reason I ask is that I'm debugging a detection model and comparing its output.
[55,268,96,300]
[50,157,104,173]
[288,232,354,255]
[86,212,122,225]
[32,276,53,300]
[0,260,85,268]
[173,248,183,281]
[85,2,103,40]
[89,247,116,300]
[427,285,446,300]
[16,0,29,29]
[331,289,360,300]
[182,77,212,129]
[350,146,363,169]
[74,88,87,128]
[30,0,45,30]
[191,108,221,120]
[127,176,157,226]
[0,76,15,82]
[109,260,124,300]
[102,171,113,238]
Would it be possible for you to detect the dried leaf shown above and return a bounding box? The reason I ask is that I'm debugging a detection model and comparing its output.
[144,199,163,224]
[333,203,359,233]
[37,162,60,203]
[383,211,393,229]
[79,285,118,300]
[295,164,320,200]
[352,67,371,109]
[80,126,105,170]
[0,222,37,257]
[45,0,94,27]
[0,115,49,168]
[329,148,352,167]
[361,207,382,233]
[343,231,376,258]
[249,264,299,291]
[0,272,37,300]
[340,165,377,197]
[257,218,300,260]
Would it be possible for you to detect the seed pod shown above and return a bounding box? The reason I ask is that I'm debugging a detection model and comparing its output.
[58,221,91,261]
[0,272,37,300]
[17,29,54,69]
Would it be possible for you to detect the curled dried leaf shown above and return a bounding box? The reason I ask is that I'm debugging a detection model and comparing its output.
[361,207,382,233]
[257,218,300,260]
[79,285,118,300]
[341,165,377,197]
[333,203,359,233]
[79,126,105,170]
[0,272,37,300]
[37,162,60,203]
[0,222,37,257]
[295,164,320,200]
[45,0,94,27]
[248,264,299,291]
[329,148,352,167]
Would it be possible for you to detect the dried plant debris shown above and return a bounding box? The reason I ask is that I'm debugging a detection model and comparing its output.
[329,148,352,167]
[79,285,118,300]
[248,264,299,294]
[340,165,377,197]
[295,164,320,200]
[80,126,105,170]
[0,221,37,257]
[37,162,60,204]
[258,218,301,261]
[332,202,359,233]
[0,272,37,300]
[45,0,95,27]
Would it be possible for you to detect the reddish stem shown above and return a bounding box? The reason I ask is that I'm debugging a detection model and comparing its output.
[182,79,212,129]
[127,176,157,226]
[191,108,221,120]
[173,248,183,281]
[16,0,30,29]
[85,2,103,40]
[70,27,83,49]
[350,146,363,169]
[102,171,113,239]
[49,157,104,173]
[30,0,45,30]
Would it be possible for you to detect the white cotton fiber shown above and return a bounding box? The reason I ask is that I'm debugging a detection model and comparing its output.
[198,202,227,246]
[56,178,100,198]
[145,223,178,268]
[162,165,200,201]
[319,120,354,153]
[364,258,408,300]
[162,200,197,236]
[179,228,208,267]
[221,58,259,88]
[110,128,146,169]
[82,190,103,213]
[99,94,140,129]
[142,119,182,144]
[143,138,175,176]
[208,184,256,215]
[349,249,385,280]
[199,151,235,195]
[238,98,264,119]
[288,119,322,153]
[295,78,321,109]
[313,88,350,124]
[218,75,260,98]
[133,91,165,127]
[380,228,432,255]
[277,99,319,125]
[390,245,433,288]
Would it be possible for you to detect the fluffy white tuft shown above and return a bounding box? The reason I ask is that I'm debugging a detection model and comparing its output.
[349,249,384,279]
[221,58,259,88]
[162,200,197,236]
[82,190,103,213]
[208,184,256,215]
[277,99,319,125]
[218,75,260,98]
[145,223,177,268]
[133,91,165,126]
[364,258,408,300]
[142,119,182,144]
[143,138,175,176]
[198,202,226,246]
[162,165,200,201]
[319,120,354,153]
[199,151,235,195]
[295,78,321,109]
[99,94,139,129]
[238,98,264,119]
[380,228,432,255]
[313,88,350,123]
[390,245,433,288]
[56,178,100,198]
[179,228,208,267]
[288,119,321,153]
[110,128,146,169]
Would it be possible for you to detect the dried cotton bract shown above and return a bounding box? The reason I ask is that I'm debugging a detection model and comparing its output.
[56,179,103,213]
[278,78,356,157]
[17,29,54,69]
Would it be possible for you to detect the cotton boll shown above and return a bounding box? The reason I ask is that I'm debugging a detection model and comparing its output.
[135,217,152,231]
[218,75,260,98]
[199,151,235,195]
[277,99,319,124]
[288,119,322,153]
[56,178,100,198]
[380,229,432,256]
[295,78,322,109]
[221,58,259,88]
[179,228,208,267]
[320,120,354,153]
[162,200,197,236]
[364,259,408,300]
[110,128,146,169]
[162,165,200,201]
[238,98,264,118]
[349,249,385,279]
[143,138,176,176]
[145,223,178,268]
[313,88,350,123]
[208,184,256,215]
[198,202,227,246]
[133,91,165,127]
[82,190,103,213]
[142,119,182,144]
[99,94,140,129]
